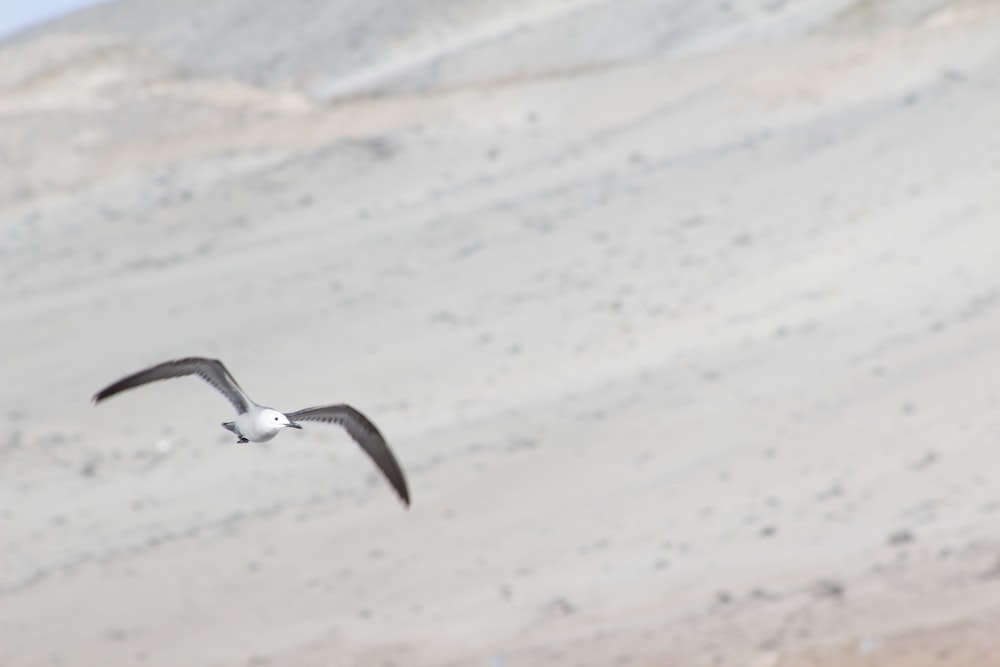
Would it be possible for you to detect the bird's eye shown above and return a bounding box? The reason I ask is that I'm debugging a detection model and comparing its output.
[274,417,279,421]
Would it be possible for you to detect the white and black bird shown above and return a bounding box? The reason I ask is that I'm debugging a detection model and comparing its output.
[93,357,409,506]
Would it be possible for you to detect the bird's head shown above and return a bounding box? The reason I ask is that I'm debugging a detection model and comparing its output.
[261,408,302,432]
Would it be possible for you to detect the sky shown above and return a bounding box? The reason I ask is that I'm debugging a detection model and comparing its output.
[0,0,106,38]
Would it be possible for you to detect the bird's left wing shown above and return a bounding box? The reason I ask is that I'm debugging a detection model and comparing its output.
[93,357,252,414]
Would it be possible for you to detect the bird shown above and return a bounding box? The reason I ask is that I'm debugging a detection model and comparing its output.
[93,357,409,506]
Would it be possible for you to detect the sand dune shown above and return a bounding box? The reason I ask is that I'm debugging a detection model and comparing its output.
[2,1,1000,665]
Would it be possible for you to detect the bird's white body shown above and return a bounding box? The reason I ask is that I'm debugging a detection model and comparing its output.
[232,406,296,442]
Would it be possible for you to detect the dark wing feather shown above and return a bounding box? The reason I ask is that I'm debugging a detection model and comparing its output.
[93,357,251,414]
[287,404,410,506]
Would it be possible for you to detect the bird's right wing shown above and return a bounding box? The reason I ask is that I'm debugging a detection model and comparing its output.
[93,357,252,414]
[287,404,410,506]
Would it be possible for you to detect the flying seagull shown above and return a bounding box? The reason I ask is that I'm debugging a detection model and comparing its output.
[93,357,409,506]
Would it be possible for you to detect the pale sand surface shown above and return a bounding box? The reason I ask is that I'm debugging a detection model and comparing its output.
[2,1,1000,665]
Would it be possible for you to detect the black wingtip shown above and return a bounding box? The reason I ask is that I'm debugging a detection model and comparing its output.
[392,477,410,507]
[393,475,410,507]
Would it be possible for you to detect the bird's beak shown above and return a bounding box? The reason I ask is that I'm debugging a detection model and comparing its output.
[287,421,302,429]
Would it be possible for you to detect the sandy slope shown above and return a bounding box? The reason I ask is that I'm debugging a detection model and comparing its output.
[2,0,1000,665]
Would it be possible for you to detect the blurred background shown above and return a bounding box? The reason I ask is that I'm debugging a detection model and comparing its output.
[1,0,999,665]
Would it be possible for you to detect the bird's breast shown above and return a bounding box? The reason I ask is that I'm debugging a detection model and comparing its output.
[236,413,281,443]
